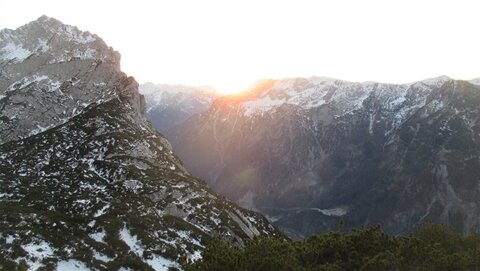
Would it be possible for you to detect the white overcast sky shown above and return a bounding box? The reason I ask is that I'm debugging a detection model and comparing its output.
[1,0,479,93]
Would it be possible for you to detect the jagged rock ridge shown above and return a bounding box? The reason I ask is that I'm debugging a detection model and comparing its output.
[0,16,280,271]
[168,75,480,238]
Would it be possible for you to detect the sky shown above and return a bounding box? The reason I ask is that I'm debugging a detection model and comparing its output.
[1,0,479,94]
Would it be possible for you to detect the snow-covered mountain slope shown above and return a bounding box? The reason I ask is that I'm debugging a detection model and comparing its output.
[219,76,450,121]
[168,75,480,238]
[470,78,480,85]
[0,16,280,271]
[139,83,219,132]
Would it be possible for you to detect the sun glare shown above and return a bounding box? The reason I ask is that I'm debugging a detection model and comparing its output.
[2,1,479,90]
[214,78,254,96]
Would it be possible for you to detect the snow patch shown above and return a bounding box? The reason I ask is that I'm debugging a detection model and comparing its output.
[73,48,96,60]
[0,192,14,199]
[146,255,182,271]
[243,96,287,116]
[63,25,97,44]
[5,235,16,244]
[0,42,32,62]
[123,179,143,192]
[89,228,107,243]
[7,74,60,93]
[386,91,407,109]
[119,227,143,257]
[56,259,90,271]
[94,203,110,217]
[93,250,113,262]
[28,124,49,136]
[120,227,181,270]
[21,240,54,270]
[190,250,202,261]
[309,207,348,216]
[176,230,203,247]
[171,183,186,189]
[36,38,49,53]
[22,241,54,259]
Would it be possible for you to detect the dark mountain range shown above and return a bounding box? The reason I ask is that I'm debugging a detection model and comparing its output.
[167,76,480,238]
[0,16,280,270]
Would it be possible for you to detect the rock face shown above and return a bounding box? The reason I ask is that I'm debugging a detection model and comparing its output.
[0,15,122,144]
[0,17,280,270]
[168,76,480,238]
[139,83,218,133]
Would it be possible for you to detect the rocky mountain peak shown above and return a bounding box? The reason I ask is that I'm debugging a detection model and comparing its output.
[0,16,126,144]
[413,75,452,87]
[0,17,280,270]
[0,15,118,65]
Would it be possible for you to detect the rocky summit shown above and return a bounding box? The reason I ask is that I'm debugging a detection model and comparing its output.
[168,76,480,238]
[0,16,280,270]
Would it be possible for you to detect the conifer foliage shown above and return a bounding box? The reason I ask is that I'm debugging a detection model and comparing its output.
[187,223,480,271]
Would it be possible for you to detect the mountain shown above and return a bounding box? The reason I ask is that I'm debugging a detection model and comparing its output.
[139,83,219,132]
[0,16,280,270]
[470,78,480,85]
[168,75,480,238]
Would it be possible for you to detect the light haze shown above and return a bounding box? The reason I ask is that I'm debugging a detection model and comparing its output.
[1,0,479,94]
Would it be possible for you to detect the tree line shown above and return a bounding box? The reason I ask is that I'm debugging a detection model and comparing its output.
[186,222,480,271]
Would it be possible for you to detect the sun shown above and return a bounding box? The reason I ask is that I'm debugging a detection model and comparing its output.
[214,78,253,96]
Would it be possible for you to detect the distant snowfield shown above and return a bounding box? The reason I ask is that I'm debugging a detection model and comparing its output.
[470,78,480,85]
[240,76,452,125]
